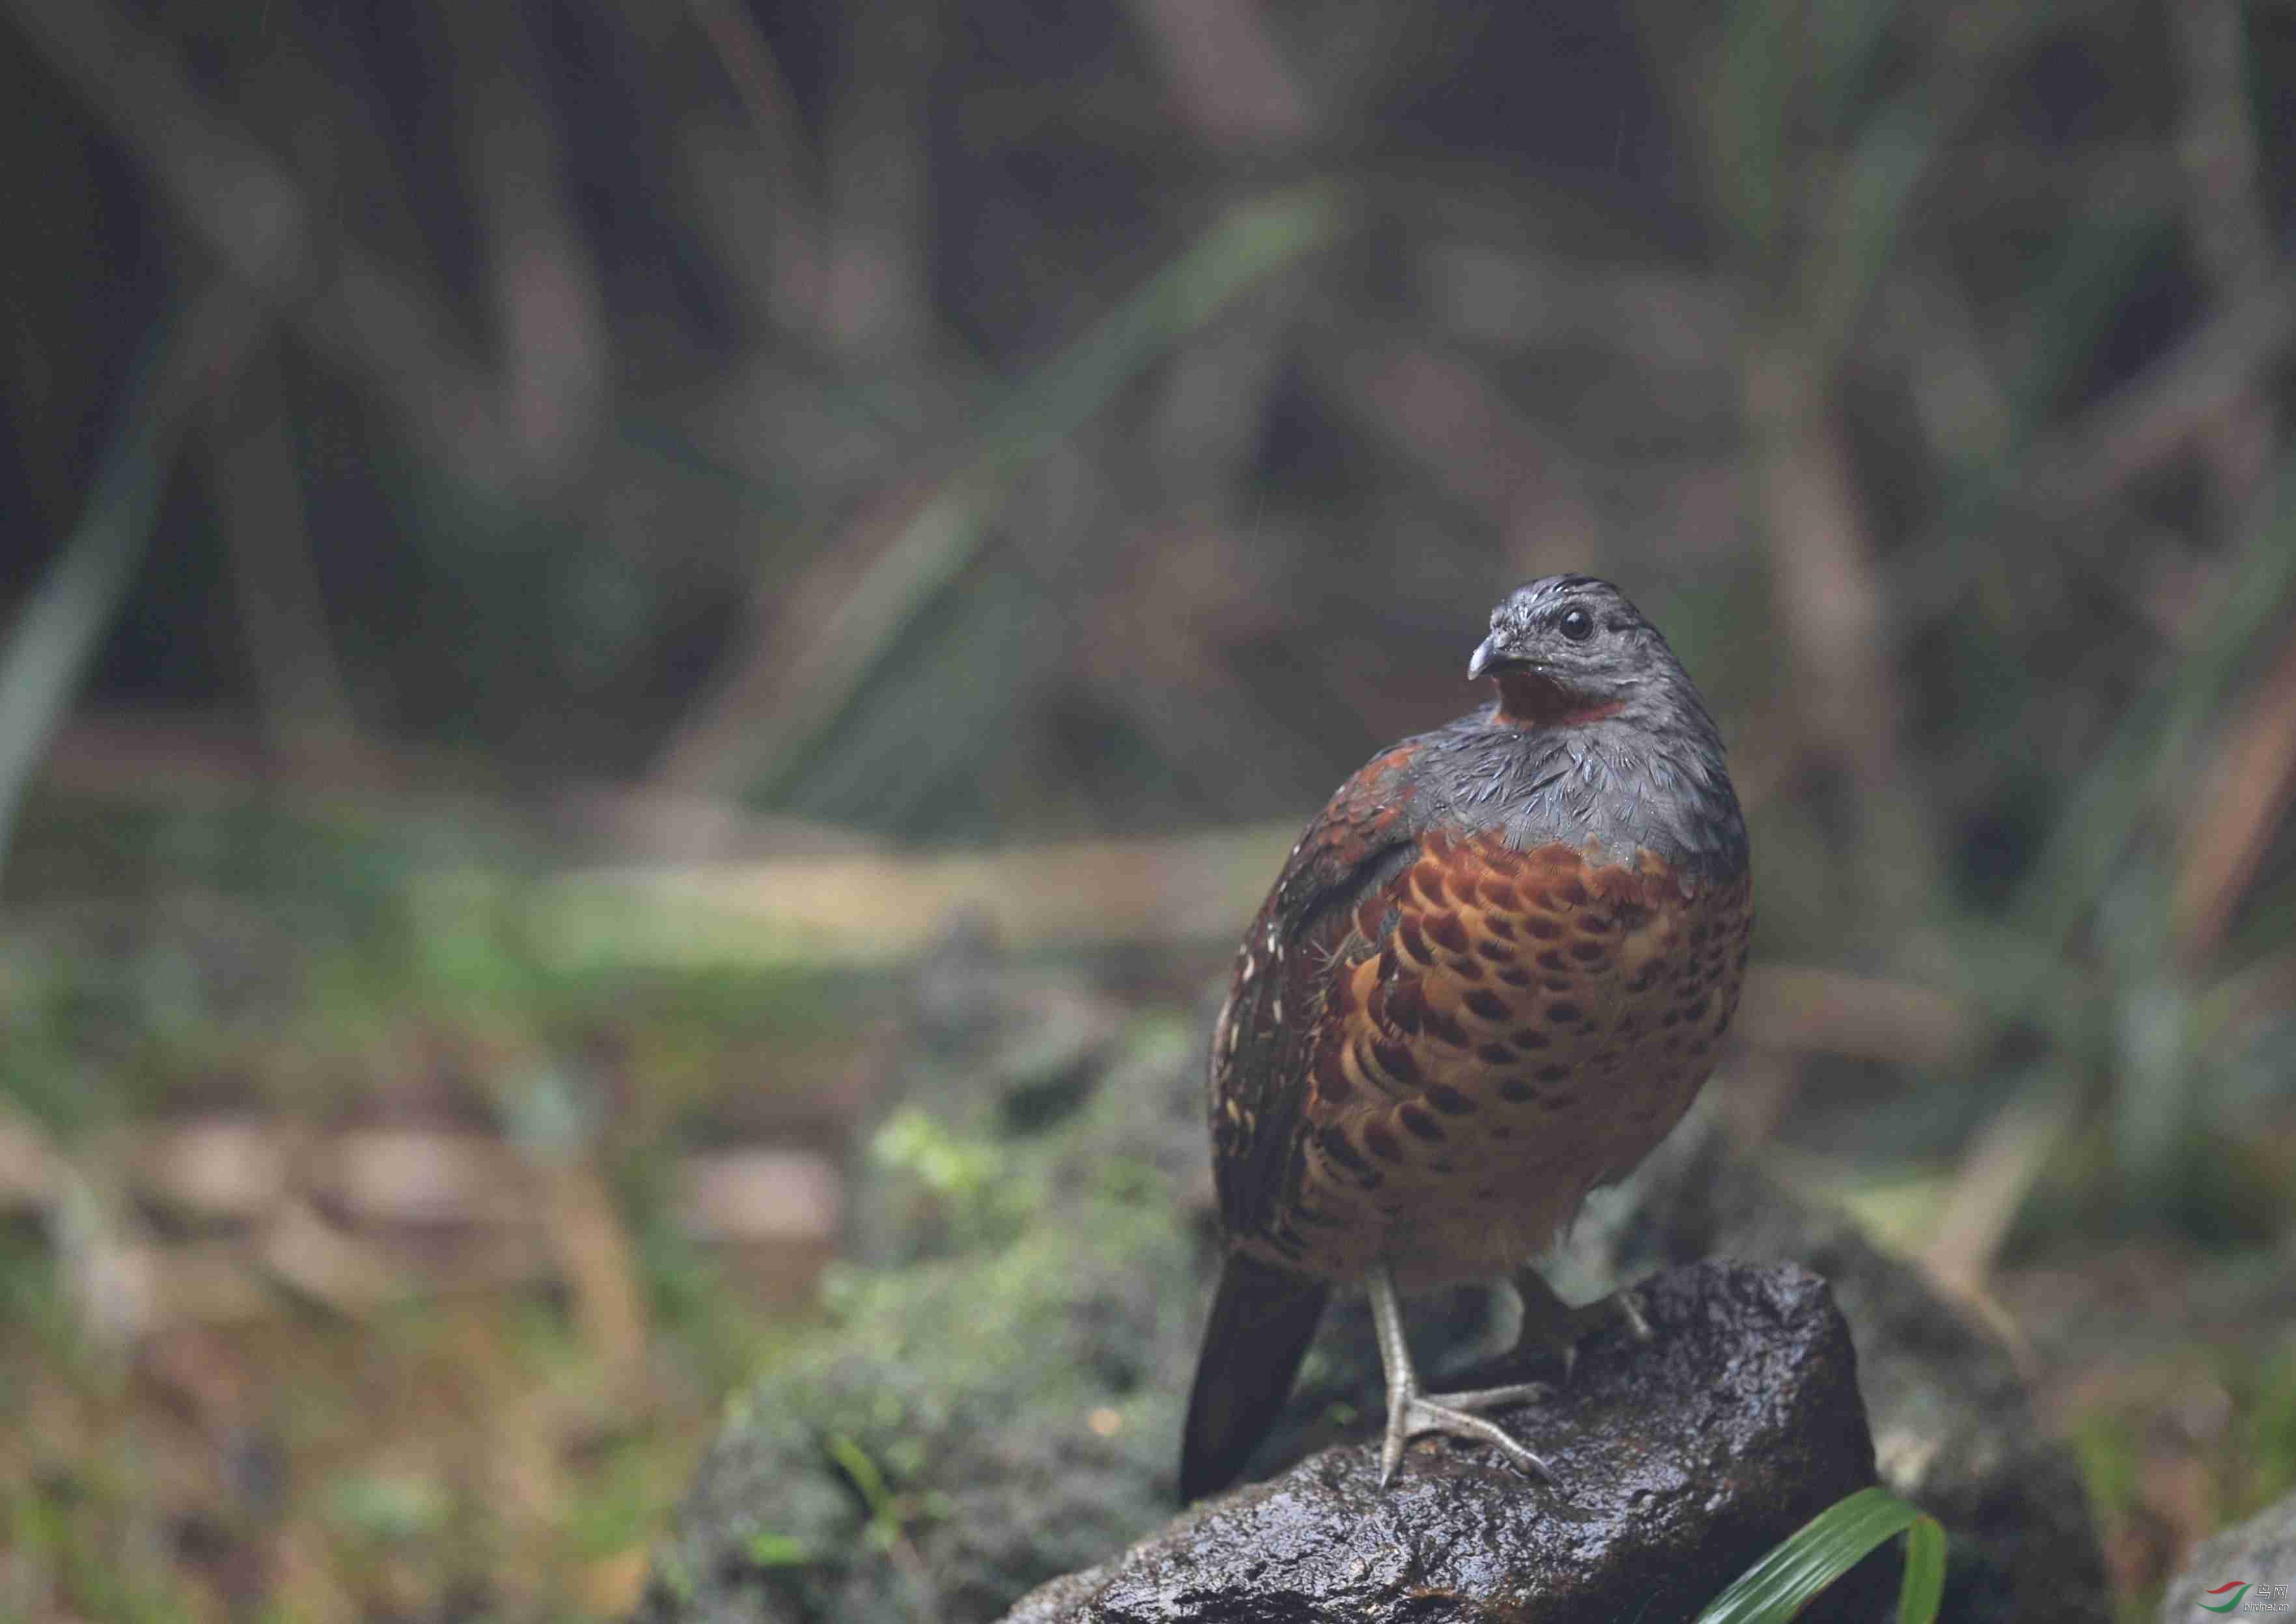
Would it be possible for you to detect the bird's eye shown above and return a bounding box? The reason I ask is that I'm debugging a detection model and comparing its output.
[1558,607,1594,643]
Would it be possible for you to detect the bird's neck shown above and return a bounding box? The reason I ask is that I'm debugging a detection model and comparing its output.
[1492,671,1625,728]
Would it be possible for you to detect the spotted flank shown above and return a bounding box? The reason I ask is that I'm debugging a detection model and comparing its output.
[1234,829,1751,1284]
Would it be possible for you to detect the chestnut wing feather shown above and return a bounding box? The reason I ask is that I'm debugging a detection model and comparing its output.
[1210,750,1420,1246]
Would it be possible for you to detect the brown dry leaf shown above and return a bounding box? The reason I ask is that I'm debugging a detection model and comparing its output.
[674,1149,842,1245]
[152,1241,275,1327]
[560,822,1297,963]
[319,1127,534,1229]
[539,1159,649,1387]
[1127,0,1311,152]
[0,1111,60,1212]
[133,1118,290,1226]
[1922,1088,2079,1298]
[645,469,949,799]
[401,1222,556,1296]
[139,1324,252,1424]
[1716,1049,1800,1147]
[1732,965,1974,1065]
[258,1201,411,1313]
[677,1148,842,1308]
[51,1170,161,1349]
[579,1546,653,1618]
[1329,338,1599,546]
[2174,627,2296,966]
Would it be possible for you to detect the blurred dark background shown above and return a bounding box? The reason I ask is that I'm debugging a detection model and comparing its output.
[3,0,2293,1617]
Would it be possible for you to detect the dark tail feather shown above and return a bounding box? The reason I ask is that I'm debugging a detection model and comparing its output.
[1178,1252,1329,1502]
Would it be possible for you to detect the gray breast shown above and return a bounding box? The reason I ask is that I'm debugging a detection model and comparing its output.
[1426,711,1747,882]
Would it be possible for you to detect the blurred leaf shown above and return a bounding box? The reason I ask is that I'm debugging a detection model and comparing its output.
[2014,465,2296,956]
[0,328,173,875]
[2115,978,2198,1193]
[1939,471,2296,1224]
[870,1107,1008,1200]
[734,182,1351,808]
[1708,0,1798,260]
[1808,0,1900,130]
[615,413,806,517]
[824,1431,904,1550]
[868,1105,1034,1248]
[327,1470,452,1543]
[1799,103,1933,376]
[973,181,1349,459]
[2012,217,2179,427]
[743,1530,813,1568]
[775,562,1046,836]
[1922,216,2177,593]
[2240,1351,2296,1516]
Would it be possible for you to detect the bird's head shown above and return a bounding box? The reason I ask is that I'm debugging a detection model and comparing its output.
[1468,575,1680,726]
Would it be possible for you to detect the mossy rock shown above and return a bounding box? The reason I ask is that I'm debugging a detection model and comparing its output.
[635,1017,1208,1623]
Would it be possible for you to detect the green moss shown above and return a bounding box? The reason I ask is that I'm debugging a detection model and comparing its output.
[639,1017,1204,1622]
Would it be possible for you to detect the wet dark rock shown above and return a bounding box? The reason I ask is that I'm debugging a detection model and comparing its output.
[2158,1490,2296,1622]
[1002,1259,1889,1624]
[1590,1110,2112,1624]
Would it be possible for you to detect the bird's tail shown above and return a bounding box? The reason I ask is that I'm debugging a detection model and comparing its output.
[1178,1252,1329,1502]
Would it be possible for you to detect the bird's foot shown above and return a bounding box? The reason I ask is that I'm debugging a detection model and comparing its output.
[1511,1273,1650,1383]
[1378,1373,1556,1487]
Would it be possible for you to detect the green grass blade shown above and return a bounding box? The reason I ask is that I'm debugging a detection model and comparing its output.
[1797,103,1933,379]
[1692,1485,1945,1624]
[1896,1512,1947,1624]
[972,180,1349,463]
[0,326,174,875]
[739,182,1351,804]
[2013,460,2296,949]
[1706,0,1797,260]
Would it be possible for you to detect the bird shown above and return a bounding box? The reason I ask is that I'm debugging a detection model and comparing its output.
[1178,575,1752,1503]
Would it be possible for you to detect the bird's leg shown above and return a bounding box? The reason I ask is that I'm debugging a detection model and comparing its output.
[1510,1267,1651,1383]
[1367,1263,1556,1488]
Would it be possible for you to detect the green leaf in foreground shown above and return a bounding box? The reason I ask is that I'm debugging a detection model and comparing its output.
[1692,1485,1946,1624]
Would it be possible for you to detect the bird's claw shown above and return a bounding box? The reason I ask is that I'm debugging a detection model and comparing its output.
[1377,1379,1557,1487]
[1513,1275,1651,1383]
[1616,1287,1652,1342]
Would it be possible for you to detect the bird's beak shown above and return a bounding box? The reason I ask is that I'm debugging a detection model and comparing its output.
[1467,635,1499,682]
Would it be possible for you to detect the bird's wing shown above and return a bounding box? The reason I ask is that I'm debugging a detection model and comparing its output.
[1210,743,1424,1246]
